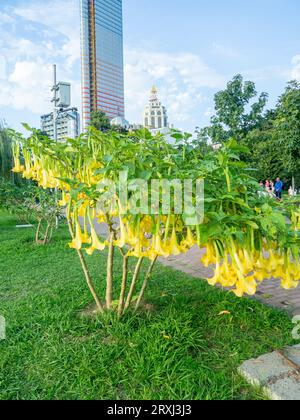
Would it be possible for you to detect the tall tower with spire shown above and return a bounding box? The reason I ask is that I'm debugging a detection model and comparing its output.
[143,86,168,130]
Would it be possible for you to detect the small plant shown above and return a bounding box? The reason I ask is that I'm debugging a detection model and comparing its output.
[0,177,60,245]
[30,188,60,245]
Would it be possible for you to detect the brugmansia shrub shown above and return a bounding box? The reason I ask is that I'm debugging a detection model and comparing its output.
[11,127,300,317]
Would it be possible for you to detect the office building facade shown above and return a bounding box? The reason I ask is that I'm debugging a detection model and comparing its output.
[41,108,80,142]
[80,0,125,130]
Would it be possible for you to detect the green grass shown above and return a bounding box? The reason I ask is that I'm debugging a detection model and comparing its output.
[0,210,295,400]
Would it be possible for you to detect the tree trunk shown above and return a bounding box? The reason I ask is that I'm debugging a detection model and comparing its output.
[106,232,115,310]
[35,220,41,244]
[135,257,157,312]
[124,257,144,311]
[43,223,51,245]
[118,255,128,318]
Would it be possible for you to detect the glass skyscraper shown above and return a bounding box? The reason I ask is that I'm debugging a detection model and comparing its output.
[80,0,125,130]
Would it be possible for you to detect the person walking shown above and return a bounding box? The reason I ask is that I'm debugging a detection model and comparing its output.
[275,177,283,200]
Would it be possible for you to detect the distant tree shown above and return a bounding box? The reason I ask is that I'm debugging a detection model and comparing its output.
[0,121,13,181]
[111,125,129,135]
[246,133,287,183]
[90,110,111,131]
[275,80,300,186]
[195,127,214,155]
[199,75,268,144]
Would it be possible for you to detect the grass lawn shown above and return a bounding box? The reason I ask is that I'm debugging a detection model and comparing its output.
[0,210,295,400]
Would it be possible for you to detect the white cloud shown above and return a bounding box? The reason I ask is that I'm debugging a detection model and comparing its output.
[124,49,225,127]
[0,0,81,118]
[0,60,51,113]
[12,0,81,67]
[13,0,79,39]
[291,55,300,81]
[0,0,225,131]
[0,11,15,24]
[0,56,7,80]
[204,107,214,118]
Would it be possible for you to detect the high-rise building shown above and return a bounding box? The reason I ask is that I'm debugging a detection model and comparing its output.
[80,0,125,131]
[143,86,169,131]
[41,108,80,142]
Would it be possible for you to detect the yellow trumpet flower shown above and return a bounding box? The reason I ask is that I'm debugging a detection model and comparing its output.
[201,243,216,267]
[78,203,88,218]
[153,235,170,258]
[281,272,298,290]
[180,228,196,251]
[114,218,127,248]
[126,226,139,247]
[12,158,25,173]
[208,260,221,286]
[233,274,257,297]
[143,249,158,261]
[169,228,182,256]
[254,270,266,282]
[140,216,153,232]
[86,225,106,255]
[69,222,84,250]
[58,191,70,207]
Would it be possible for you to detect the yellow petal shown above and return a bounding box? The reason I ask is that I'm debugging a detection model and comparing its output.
[69,223,83,250]
[170,228,182,256]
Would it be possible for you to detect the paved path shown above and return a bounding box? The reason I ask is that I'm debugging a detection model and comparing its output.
[92,221,300,316]
[161,246,300,316]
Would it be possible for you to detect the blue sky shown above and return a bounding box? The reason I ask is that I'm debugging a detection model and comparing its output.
[0,0,299,133]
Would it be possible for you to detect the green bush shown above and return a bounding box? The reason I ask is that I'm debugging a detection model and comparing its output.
[0,177,61,244]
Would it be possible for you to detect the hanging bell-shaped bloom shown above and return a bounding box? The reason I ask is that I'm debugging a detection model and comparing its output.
[169,228,182,256]
[208,259,221,286]
[86,225,106,255]
[201,243,216,267]
[58,191,70,207]
[143,249,158,261]
[233,272,257,297]
[153,234,170,257]
[253,270,265,282]
[12,143,25,173]
[114,218,127,248]
[180,228,196,251]
[219,260,237,287]
[126,225,139,247]
[281,271,298,290]
[69,222,84,250]
[12,157,25,173]
[41,169,50,189]
[127,239,143,258]
[82,216,92,246]
[241,250,254,274]
[78,203,88,218]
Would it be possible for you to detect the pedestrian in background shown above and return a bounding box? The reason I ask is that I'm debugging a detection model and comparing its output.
[275,178,283,200]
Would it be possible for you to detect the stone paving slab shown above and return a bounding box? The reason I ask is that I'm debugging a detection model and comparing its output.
[239,345,300,400]
[91,221,300,315]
